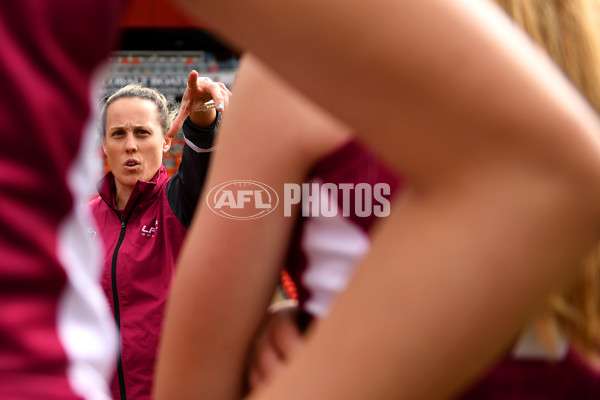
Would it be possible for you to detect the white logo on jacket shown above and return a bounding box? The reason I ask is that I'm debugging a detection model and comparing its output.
[141,219,158,237]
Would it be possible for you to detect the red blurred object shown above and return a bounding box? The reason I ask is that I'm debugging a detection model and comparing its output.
[281,270,298,300]
[120,0,206,28]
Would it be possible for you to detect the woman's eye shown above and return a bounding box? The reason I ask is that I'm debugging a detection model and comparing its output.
[112,130,124,137]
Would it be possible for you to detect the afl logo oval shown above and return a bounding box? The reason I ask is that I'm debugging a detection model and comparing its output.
[206,180,279,220]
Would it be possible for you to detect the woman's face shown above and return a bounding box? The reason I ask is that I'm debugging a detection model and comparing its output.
[103,97,170,191]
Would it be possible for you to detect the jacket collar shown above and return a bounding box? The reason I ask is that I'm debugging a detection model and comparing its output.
[97,165,168,220]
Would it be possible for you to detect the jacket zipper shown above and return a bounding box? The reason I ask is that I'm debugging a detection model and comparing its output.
[108,194,142,400]
[112,219,128,400]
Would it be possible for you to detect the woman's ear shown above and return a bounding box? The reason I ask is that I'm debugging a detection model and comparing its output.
[163,136,172,153]
[102,137,107,155]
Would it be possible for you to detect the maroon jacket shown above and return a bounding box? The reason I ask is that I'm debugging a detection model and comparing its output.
[88,117,217,400]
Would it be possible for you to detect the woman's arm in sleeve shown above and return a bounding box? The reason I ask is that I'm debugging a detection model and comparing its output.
[166,71,232,227]
[167,114,219,228]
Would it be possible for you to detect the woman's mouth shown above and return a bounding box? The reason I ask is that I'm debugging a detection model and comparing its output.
[124,159,140,170]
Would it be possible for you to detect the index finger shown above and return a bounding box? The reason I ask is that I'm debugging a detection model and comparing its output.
[186,70,200,90]
[167,71,201,138]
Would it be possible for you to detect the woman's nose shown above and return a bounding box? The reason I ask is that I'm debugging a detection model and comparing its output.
[124,135,137,152]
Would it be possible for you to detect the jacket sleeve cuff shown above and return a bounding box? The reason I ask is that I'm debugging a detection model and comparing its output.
[182,112,220,152]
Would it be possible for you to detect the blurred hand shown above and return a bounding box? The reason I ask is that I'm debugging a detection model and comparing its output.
[168,70,232,137]
[247,299,305,392]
